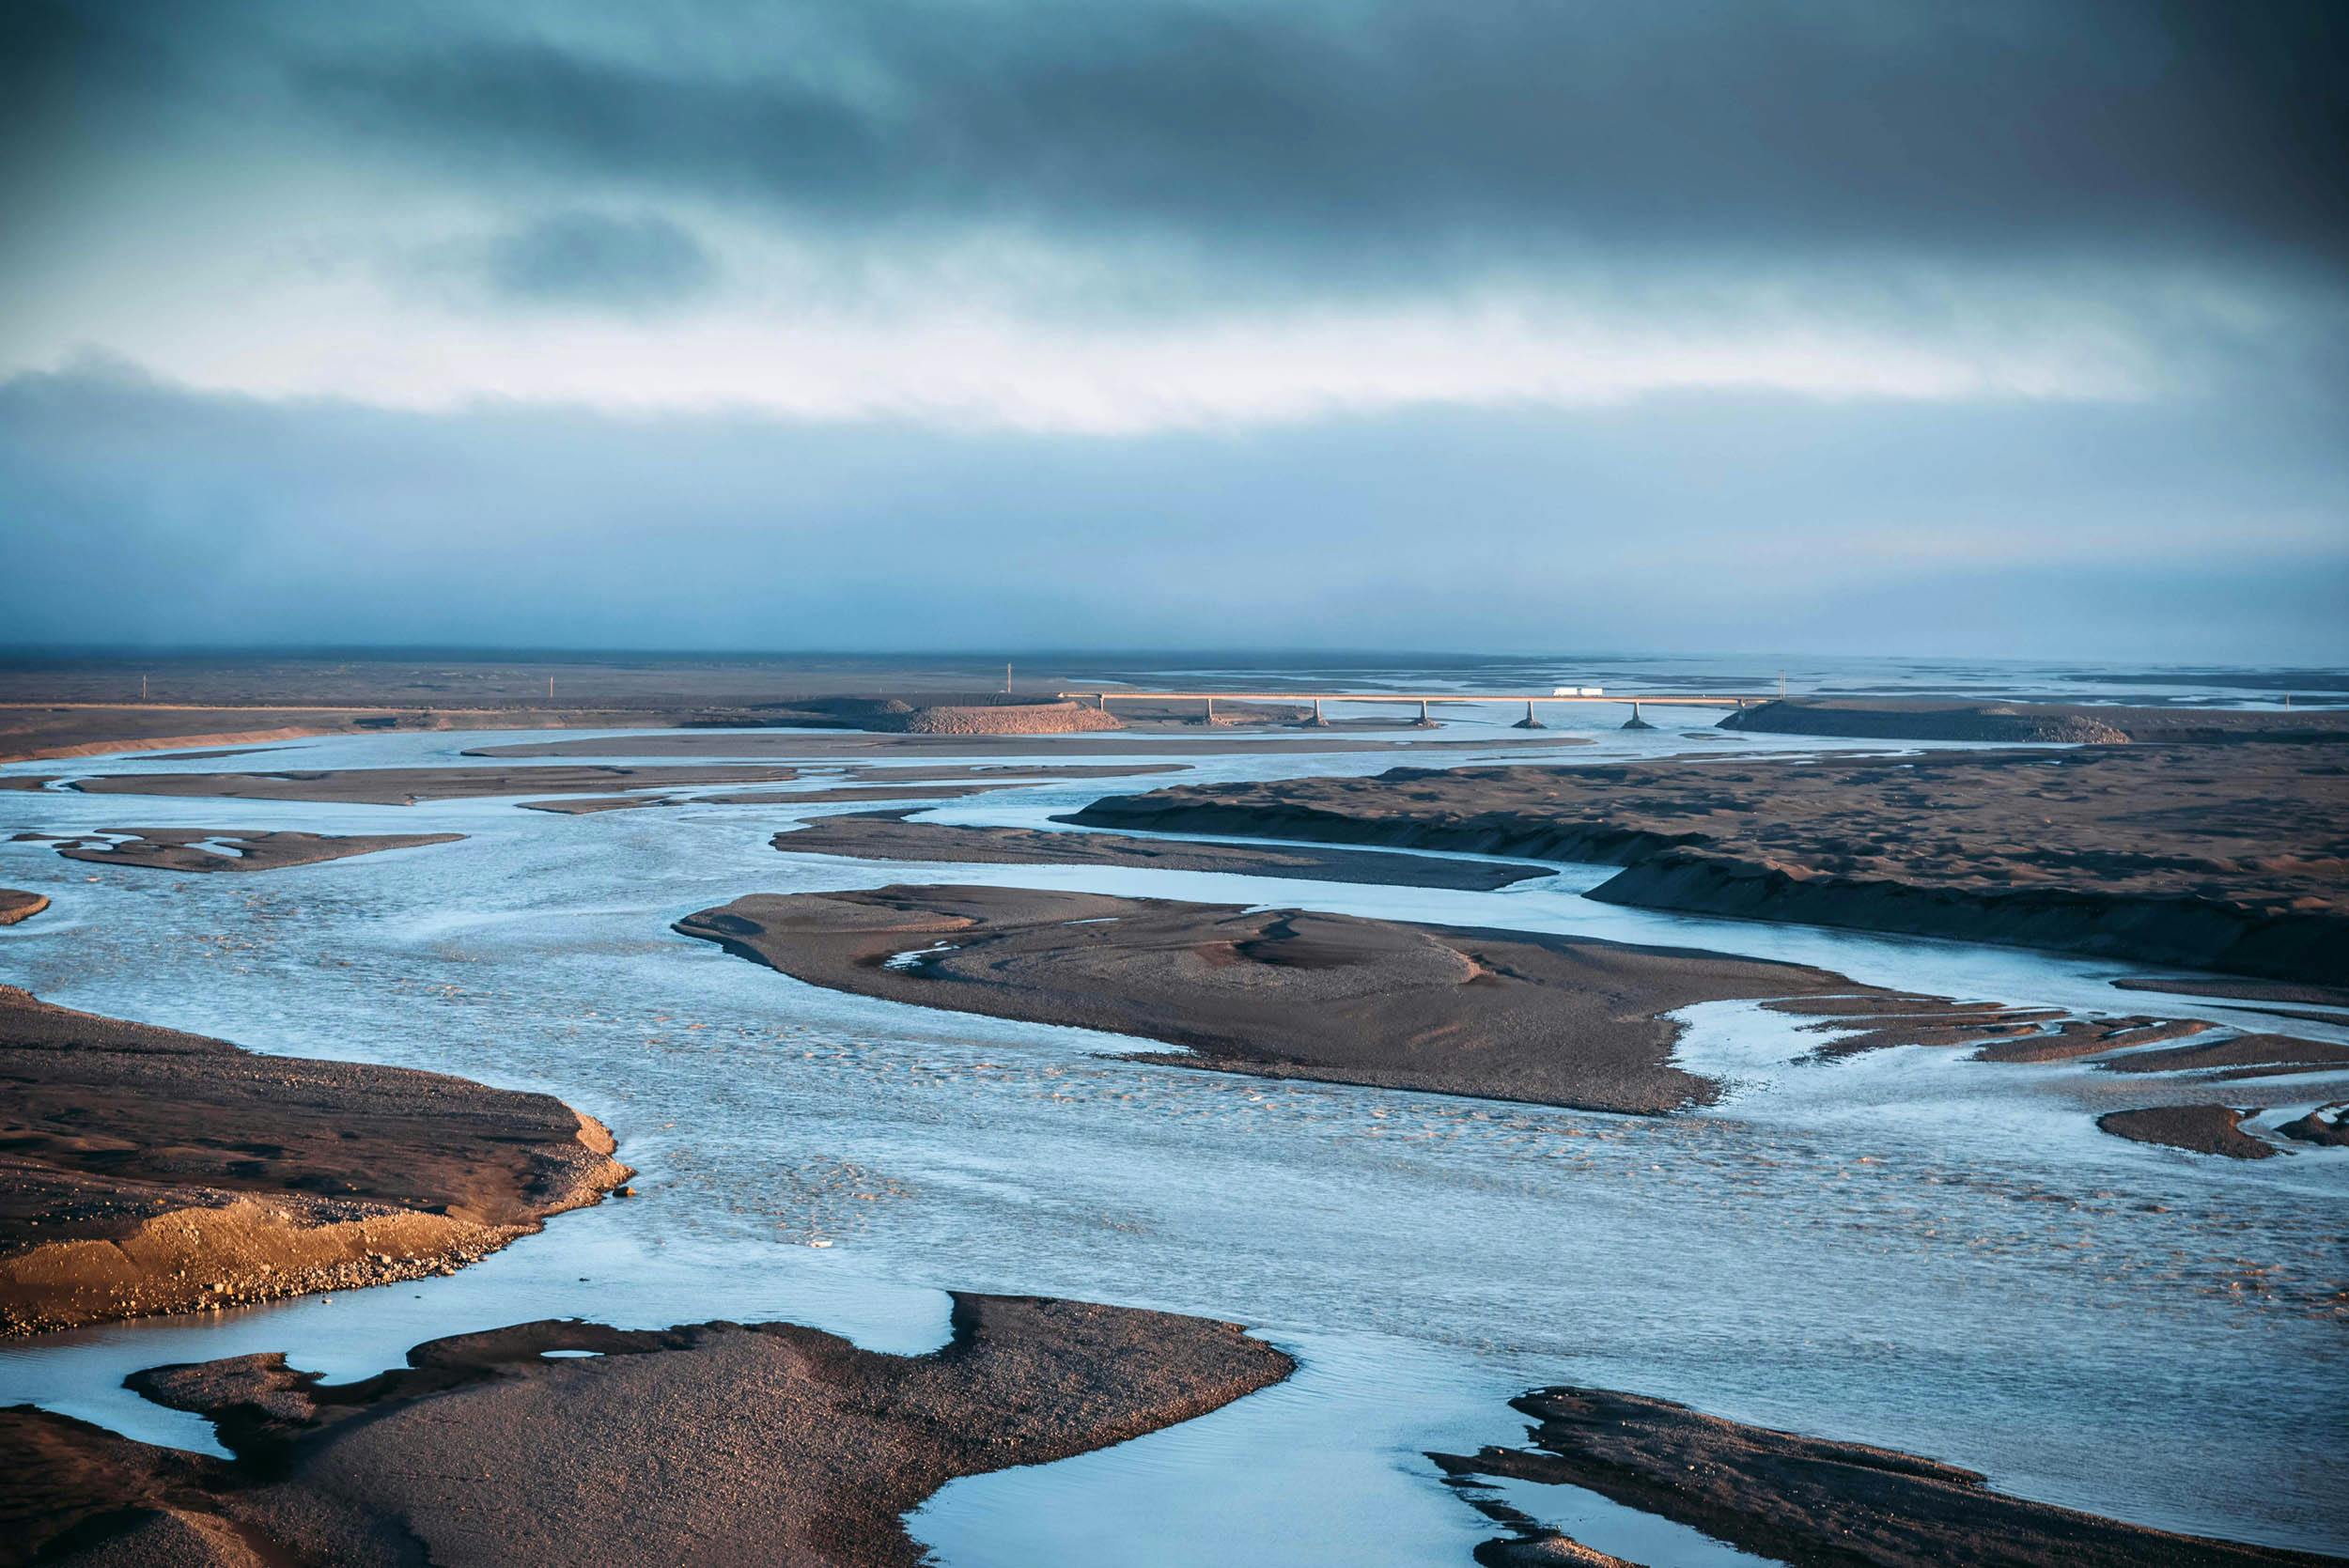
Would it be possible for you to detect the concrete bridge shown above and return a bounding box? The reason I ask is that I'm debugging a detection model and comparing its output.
[1060,690,1766,729]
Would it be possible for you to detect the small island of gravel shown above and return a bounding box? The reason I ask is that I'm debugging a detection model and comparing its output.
[0,889,47,924]
[2094,1105,2279,1159]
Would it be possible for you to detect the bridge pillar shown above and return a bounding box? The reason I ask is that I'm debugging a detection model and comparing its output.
[1513,699,1546,730]
[1300,696,1330,728]
[1412,698,1438,729]
[1206,694,1217,724]
[1621,700,1655,731]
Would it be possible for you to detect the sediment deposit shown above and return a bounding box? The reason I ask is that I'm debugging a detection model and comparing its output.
[0,987,629,1335]
[1072,746,2349,984]
[1,1296,1292,1568]
[1435,1385,2331,1567]
[677,884,1859,1113]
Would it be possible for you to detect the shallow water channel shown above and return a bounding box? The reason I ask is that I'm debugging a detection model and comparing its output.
[1,718,2342,1563]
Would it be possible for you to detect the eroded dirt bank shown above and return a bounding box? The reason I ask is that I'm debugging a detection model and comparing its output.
[677,883,1863,1113]
[1070,746,2349,984]
[772,809,1552,890]
[0,988,630,1335]
[1,1295,1293,1568]
[1435,1385,2334,1567]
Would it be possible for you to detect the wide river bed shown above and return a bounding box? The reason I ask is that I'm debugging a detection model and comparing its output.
[2,713,2343,1563]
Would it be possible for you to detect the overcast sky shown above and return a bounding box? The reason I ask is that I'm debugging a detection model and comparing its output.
[3,0,2343,659]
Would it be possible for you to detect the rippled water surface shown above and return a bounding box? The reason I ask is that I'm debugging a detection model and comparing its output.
[2,706,2343,1561]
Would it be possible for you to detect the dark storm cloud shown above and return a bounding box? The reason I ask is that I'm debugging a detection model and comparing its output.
[9,0,2345,287]
[4,362,2343,660]
[478,211,716,309]
[275,0,2348,276]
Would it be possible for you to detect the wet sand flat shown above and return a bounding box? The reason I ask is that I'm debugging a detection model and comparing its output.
[65,764,807,805]
[520,783,1031,814]
[1,1296,1293,1568]
[1435,1385,2332,1566]
[0,988,630,1335]
[0,705,752,765]
[772,809,1552,890]
[1073,745,2349,984]
[0,890,46,924]
[2092,1032,2349,1078]
[24,829,463,872]
[677,884,1860,1113]
[514,761,1191,813]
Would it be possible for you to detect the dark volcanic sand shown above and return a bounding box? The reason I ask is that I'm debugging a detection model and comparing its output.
[1434,1386,2330,1567]
[32,829,463,872]
[2095,1105,2278,1159]
[66,764,805,805]
[1717,697,2349,745]
[1073,745,2349,985]
[0,890,46,924]
[2,1295,1293,1568]
[677,884,1860,1113]
[0,987,630,1335]
[774,809,1552,890]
